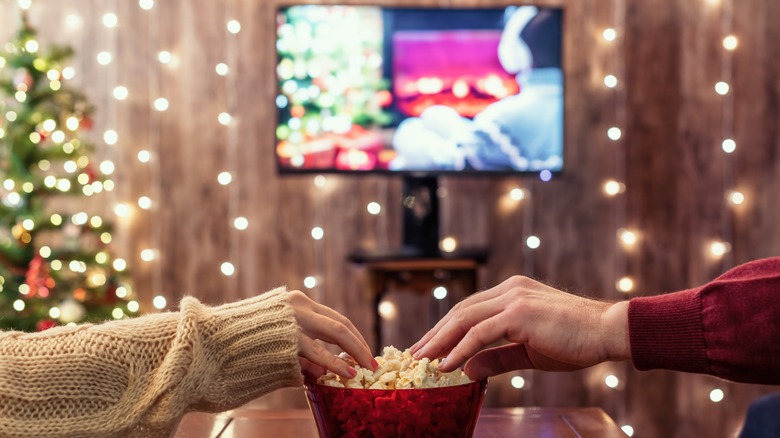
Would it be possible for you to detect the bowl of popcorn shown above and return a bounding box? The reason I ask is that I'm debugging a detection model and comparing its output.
[304,346,488,438]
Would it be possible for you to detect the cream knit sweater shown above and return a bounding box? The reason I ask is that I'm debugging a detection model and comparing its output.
[0,287,303,438]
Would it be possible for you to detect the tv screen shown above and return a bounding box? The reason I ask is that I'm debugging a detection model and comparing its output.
[275,5,564,175]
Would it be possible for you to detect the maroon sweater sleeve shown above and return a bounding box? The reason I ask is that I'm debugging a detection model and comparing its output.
[628,257,780,384]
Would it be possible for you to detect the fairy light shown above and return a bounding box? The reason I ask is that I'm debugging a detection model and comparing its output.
[526,235,541,249]
[727,190,744,205]
[139,0,154,11]
[157,50,172,64]
[440,236,458,253]
[215,63,229,76]
[616,276,634,293]
[152,295,167,309]
[710,388,725,403]
[432,286,447,300]
[220,262,235,276]
[103,129,118,145]
[510,187,526,201]
[233,216,248,230]
[511,376,525,389]
[113,85,128,100]
[605,374,620,388]
[137,150,151,162]
[217,171,232,185]
[97,51,112,65]
[137,196,152,210]
[721,138,736,153]
[153,97,169,111]
[102,13,118,28]
[621,425,634,437]
[367,202,381,215]
[378,301,397,320]
[303,276,317,289]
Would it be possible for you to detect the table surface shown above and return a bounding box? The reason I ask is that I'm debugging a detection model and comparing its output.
[174,407,628,437]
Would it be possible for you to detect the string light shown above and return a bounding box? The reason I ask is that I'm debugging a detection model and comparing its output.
[526,235,541,249]
[440,236,458,253]
[233,217,248,230]
[153,97,169,111]
[157,50,171,64]
[510,187,526,201]
[432,286,447,300]
[220,262,235,276]
[137,150,151,162]
[510,376,525,389]
[367,202,381,215]
[113,86,128,100]
[378,301,397,320]
[726,190,744,205]
[714,81,730,95]
[139,0,154,11]
[96,51,112,65]
[152,295,167,309]
[710,388,725,402]
[102,13,118,28]
[311,226,324,240]
[721,138,736,153]
[621,425,635,437]
[617,276,634,293]
[217,171,232,185]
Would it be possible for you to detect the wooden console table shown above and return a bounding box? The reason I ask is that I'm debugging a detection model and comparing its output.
[174,407,628,437]
[349,248,489,352]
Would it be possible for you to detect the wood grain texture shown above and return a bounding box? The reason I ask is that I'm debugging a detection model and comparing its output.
[1,0,779,436]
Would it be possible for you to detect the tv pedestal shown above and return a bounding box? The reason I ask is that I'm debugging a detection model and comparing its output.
[349,247,489,353]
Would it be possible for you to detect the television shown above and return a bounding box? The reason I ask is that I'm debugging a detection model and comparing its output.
[275,5,564,255]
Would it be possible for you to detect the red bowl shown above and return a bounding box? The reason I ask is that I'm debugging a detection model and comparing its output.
[304,378,488,438]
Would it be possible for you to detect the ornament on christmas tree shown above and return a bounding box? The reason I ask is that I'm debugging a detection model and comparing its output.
[0,11,135,331]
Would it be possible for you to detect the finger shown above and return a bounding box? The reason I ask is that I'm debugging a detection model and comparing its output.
[462,344,534,380]
[414,296,506,361]
[300,357,326,382]
[298,334,357,379]
[298,309,375,372]
[437,312,516,373]
[309,300,372,354]
[412,284,511,355]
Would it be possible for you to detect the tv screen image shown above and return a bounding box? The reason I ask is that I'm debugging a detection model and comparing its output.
[275,5,563,175]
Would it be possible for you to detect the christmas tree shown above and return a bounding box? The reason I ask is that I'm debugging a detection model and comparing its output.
[0,13,134,332]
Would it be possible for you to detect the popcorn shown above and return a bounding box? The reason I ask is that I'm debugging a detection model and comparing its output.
[317,346,472,389]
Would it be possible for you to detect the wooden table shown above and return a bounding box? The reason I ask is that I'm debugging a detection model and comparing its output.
[174,407,628,437]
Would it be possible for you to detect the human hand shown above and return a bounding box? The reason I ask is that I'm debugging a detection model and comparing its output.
[289,290,377,380]
[410,276,630,381]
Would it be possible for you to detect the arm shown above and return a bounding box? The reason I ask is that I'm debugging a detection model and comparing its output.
[0,287,374,437]
[629,257,780,384]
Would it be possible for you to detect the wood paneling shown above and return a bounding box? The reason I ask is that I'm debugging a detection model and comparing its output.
[2,0,778,436]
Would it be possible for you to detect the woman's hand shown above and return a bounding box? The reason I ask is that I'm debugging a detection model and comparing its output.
[410,276,630,381]
[289,290,377,380]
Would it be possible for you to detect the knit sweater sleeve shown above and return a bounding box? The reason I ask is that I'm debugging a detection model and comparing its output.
[628,257,780,384]
[0,286,302,438]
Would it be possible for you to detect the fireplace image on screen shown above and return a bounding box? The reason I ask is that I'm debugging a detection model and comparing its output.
[275,5,564,175]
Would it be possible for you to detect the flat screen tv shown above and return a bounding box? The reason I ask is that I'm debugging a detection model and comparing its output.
[275,5,564,176]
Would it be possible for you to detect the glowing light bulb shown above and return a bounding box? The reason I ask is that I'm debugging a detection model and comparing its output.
[100,160,115,175]
[621,425,635,437]
[216,63,229,76]
[715,81,730,95]
[217,171,232,185]
[158,51,172,64]
[139,0,154,10]
[603,28,617,41]
[605,374,619,388]
[154,98,169,111]
[221,262,235,276]
[114,203,131,217]
[113,258,127,271]
[140,249,158,262]
[604,75,618,88]
[378,301,397,320]
[710,388,724,402]
[313,175,326,188]
[619,229,637,246]
[227,20,241,34]
[603,180,625,196]
[511,376,525,389]
[617,277,634,293]
[17,0,31,10]
[138,196,152,210]
[608,127,622,141]
[103,13,118,28]
[153,295,167,309]
[722,138,736,153]
[526,235,541,249]
[304,276,317,288]
[13,300,25,311]
[137,150,151,162]
[432,286,447,300]
[367,202,381,215]
[510,188,526,201]
[727,190,745,205]
[128,301,140,312]
[97,51,112,66]
[24,40,38,53]
[311,226,324,240]
[440,237,458,253]
[113,86,128,100]
[218,112,232,126]
[710,241,730,257]
[723,35,738,51]
[62,66,75,80]
[234,217,248,230]
[103,129,118,145]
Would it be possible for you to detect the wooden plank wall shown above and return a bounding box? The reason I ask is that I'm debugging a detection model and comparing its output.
[2,0,779,436]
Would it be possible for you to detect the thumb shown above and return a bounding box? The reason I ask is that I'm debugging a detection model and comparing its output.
[463,344,535,381]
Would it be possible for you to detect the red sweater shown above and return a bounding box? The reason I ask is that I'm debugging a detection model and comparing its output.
[628,257,780,384]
